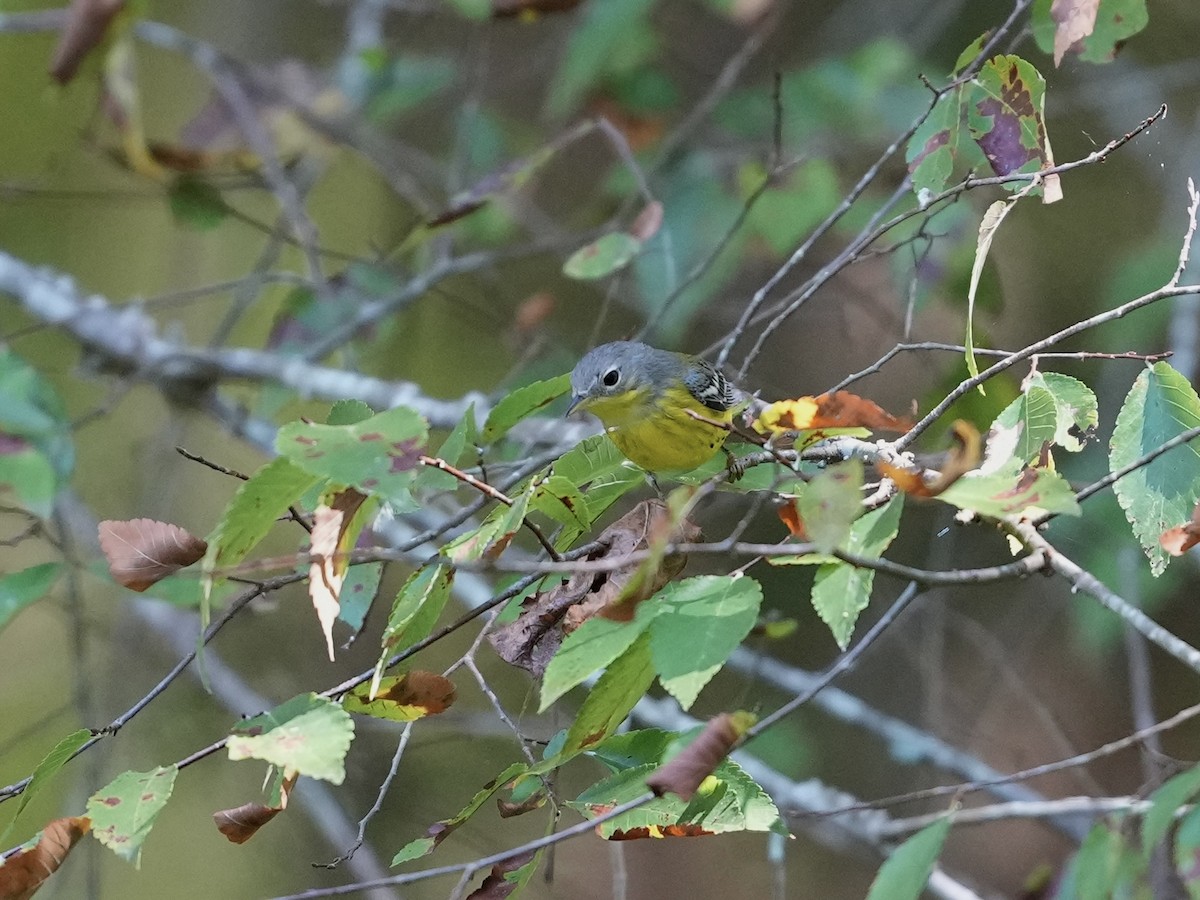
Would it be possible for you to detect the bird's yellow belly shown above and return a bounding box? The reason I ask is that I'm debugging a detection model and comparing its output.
[606,403,731,471]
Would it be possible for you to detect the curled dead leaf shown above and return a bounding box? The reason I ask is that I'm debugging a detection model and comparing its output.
[49,0,125,84]
[0,816,91,897]
[879,420,981,499]
[308,489,368,661]
[645,712,749,801]
[465,850,537,899]
[98,518,208,591]
[213,774,297,844]
[1161,500,1200,557]
[488,499,700,677]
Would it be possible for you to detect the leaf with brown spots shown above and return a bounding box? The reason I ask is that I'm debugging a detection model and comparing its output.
[488,499,699,677]
[212,772,297,845]
[1033,0,1147,66]
[86,766,177,865]
[967,55,1061,201]
[98,519,207,592]
[276,406,427,513]
[344,671,456,722]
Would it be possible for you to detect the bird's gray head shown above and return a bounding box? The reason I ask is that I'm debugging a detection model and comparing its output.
[568,341,671,414]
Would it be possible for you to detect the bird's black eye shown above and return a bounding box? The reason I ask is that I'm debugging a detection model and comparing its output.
[602,368,620,387]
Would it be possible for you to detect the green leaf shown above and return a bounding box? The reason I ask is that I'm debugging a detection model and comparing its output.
[391,762,527,865]
[344,672,456,723]
[168,176,228,231]
[1144,763,1200,858]
[540,615,650,712]
[865,815,951,900]
[1110,363,1200,575]
[336,561,383,634]
[1065,818,1147,900]
[563,232,642,280]
[417,404,478,491]
[326,399,375,426]
[481,375,570,444]
[445,0,489,19]
[741,158,841,256]
[798,459,864,552]
[561,633,655,757]
[938,465,1080,519]
[203,456,320,576]
[368,56,456,122]
[1,728,92,842]
[87,766,178,866]
[649,576,762,710]
[906,93,964,197]
[551,435,644,522]
[277,405,427,512]
[569,751,783,838]
[531,474,593,535]
[0,441,57,518]
[811,496,904,650]
[545,0,655,118]
[227,693,354,784]
[986,384,1058,467]
[442,476,536,563]
[1172,804,1200,893]
[371,564,454,694]
[0,562,62,631]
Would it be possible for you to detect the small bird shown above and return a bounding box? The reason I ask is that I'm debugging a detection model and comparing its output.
[567,340,740,472]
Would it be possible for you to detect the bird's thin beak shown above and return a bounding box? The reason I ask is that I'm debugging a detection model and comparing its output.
[565,394,584,418]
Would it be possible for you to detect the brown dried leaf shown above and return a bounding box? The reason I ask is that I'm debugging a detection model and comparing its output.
[308,489,368,661]
[488,500,700,677]
[98,518,208,591]
[0,816,91,899]
[512,292,556,335]
[465,850,537,899]
[775,499,807,539]
[496,789,546,819]
[645,713,743,801]
[1051,0,1100,67]
[48,0,125,84]
[212,774,297,845]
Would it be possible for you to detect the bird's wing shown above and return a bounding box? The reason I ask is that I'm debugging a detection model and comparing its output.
[684,359,737,412]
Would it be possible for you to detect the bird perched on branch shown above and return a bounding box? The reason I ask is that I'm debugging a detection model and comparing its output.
[567,340,741,472]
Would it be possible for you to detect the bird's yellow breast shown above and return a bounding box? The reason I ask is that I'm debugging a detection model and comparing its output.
[584,385,732,472]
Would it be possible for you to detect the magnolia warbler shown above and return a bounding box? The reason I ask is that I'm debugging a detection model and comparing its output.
[567,340,740,472]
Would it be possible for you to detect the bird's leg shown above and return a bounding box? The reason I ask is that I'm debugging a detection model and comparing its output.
[723,448,746,482]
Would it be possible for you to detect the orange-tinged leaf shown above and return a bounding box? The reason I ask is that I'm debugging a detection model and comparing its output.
[1161,501,1200,557]
[212,774,296,845]
[308,489,368,661]
[344,671,457,722]
[645,713,748,801]
[880,420,982,499]
[98,519,207,591]
[512,292,556,334]
[775,499,807,538]
[756,392,911,435]
[0,816,91,899]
